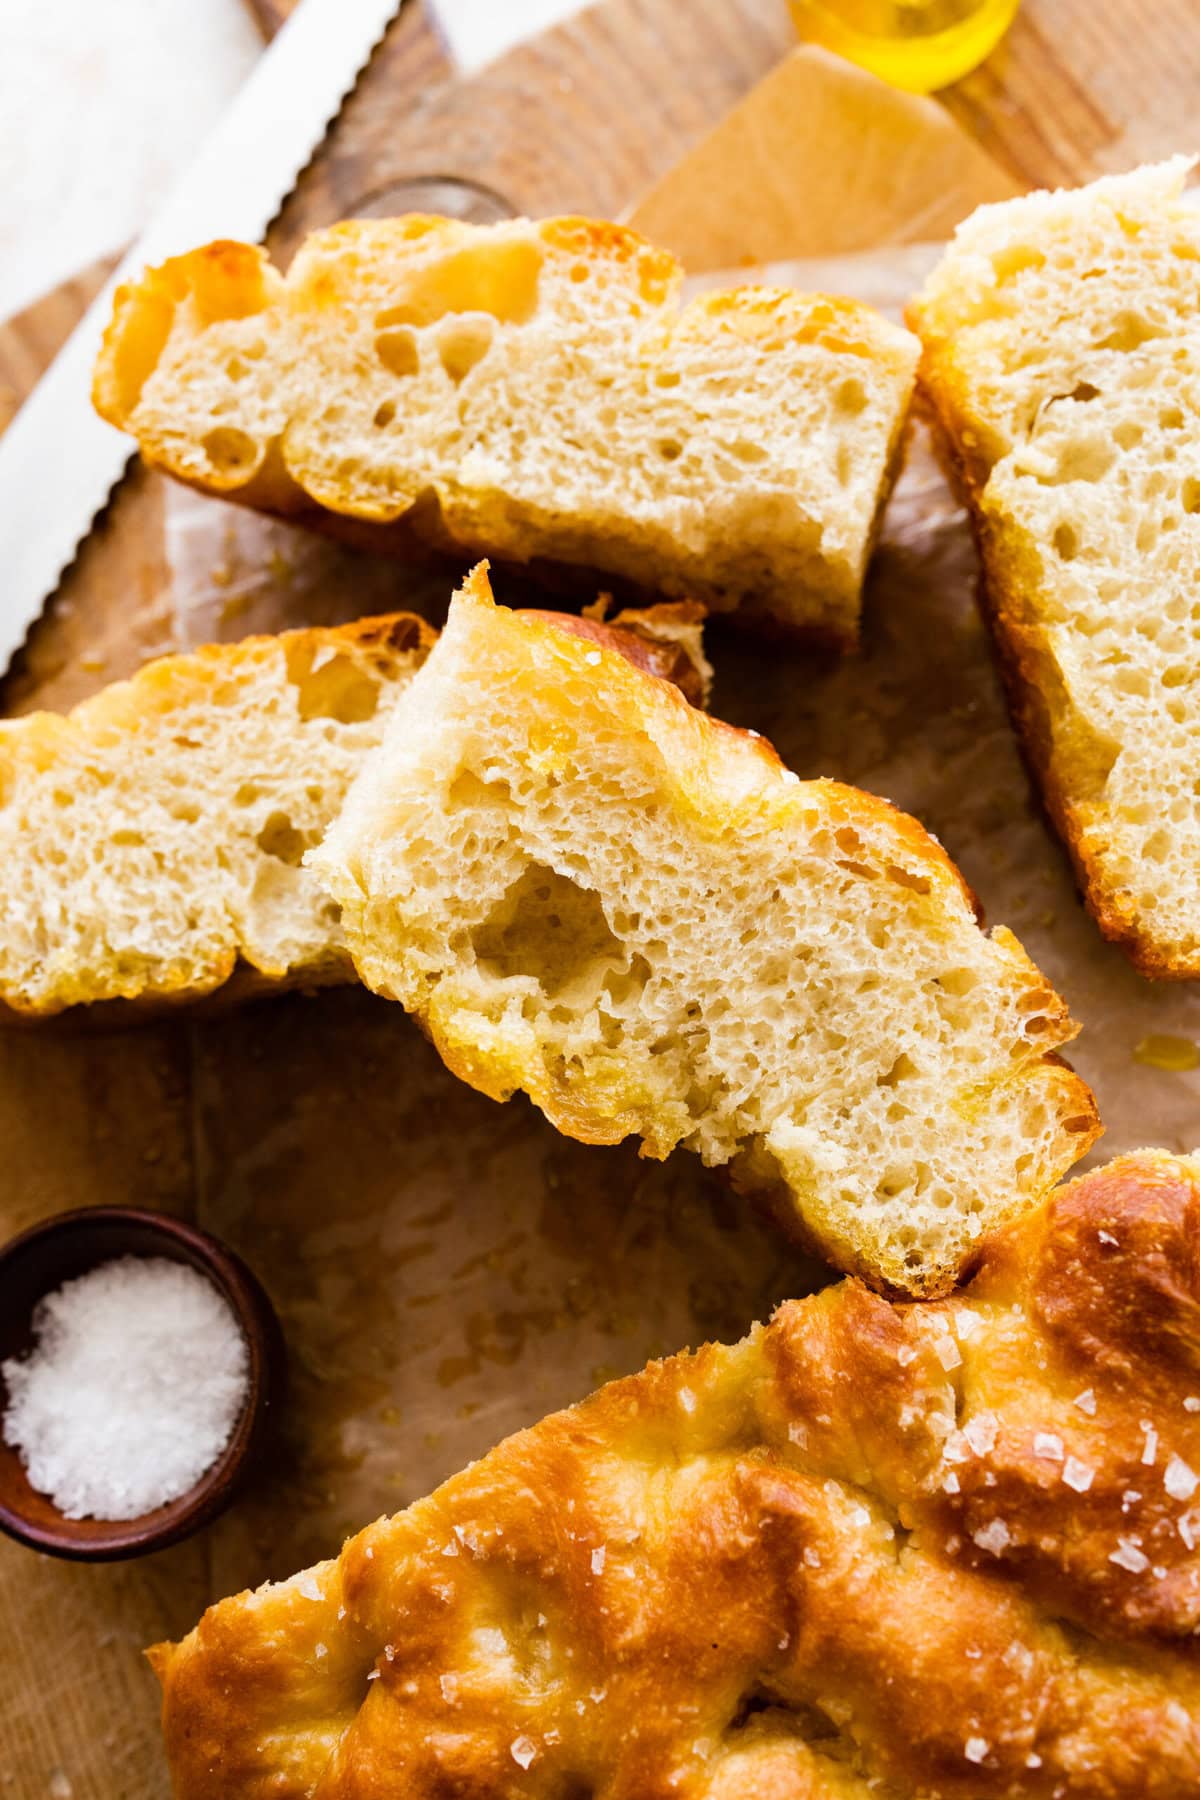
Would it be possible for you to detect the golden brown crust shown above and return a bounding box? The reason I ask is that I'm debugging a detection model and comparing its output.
[153,1150,1200,1798]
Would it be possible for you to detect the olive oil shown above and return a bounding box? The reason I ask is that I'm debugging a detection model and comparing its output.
[789,0,1021,92]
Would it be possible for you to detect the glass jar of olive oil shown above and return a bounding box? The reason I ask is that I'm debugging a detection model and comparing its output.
[789,0,1021,92]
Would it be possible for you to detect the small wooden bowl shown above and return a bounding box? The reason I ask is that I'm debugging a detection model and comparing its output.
[0,1208,285,1561]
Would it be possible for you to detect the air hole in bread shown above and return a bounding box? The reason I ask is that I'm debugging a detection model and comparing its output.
[285,643,380,724]
[880,1052,918,1087]
[377,239,543,331]
[657,439,683,462]
[1045,438,1115,486]
[1113,420,1143,450]
[375,328,420,379]
[727,439,768,464]
[569,262,589,283]
[437,315,496,385]
[470,863,624,999]
[202,426,258,474]
[110,829,144,848]
[256,811,308,866]
[653,369,681,389]
[1053,521,1079,560]
[373,400,396,429]
[990,243,1046,284]
[1182,476,1200,514]
[885,864,932,896]
[836,377,867,414]
[1098,309,1164,352]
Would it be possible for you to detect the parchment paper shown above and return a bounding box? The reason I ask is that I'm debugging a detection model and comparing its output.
[6,43,1200,1799]
[160,249,1200,1606]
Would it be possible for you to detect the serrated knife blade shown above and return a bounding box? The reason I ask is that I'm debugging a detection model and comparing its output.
[0,0,401,679]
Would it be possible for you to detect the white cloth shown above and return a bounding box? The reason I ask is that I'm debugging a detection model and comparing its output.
[0,0,590,328]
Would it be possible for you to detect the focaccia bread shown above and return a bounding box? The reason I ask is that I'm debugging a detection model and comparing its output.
[912,157,1200,976]
[311,567,1098,1295]
[0,600,705,1018]
[92,213,919,642]
[152,1150,1200,1798]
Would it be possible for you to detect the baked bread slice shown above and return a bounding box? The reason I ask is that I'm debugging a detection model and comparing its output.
[311,567,1098,1295]
[911,157,1200,976]
[92,214,919,642]
[0,614,434,1016]
[0,601,707,1018]
[151,1149,1200,1799]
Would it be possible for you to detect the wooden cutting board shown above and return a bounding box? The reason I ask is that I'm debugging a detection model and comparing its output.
[4,3,1200,1797]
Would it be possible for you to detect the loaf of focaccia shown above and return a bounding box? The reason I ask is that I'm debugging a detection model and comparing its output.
[152,1150,1200,1798]
[311,567,1099,1295]
[0,601,704,1017]
[93,214,919,642]
[912,157,1200,976]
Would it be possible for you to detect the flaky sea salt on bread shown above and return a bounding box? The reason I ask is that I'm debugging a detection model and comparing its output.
[912,157,1200,976]
[150,1150,1200,1798]
[311,566,1098,1295]
[92,213,919,642]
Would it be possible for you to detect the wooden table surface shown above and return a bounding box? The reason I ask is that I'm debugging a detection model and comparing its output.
[3,0,1200,1793]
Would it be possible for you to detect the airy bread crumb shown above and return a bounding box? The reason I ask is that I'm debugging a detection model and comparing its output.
[912,157,1200,976]
[0,614,434,1016]
[312,566,1099,1295]
[93,214,919,642]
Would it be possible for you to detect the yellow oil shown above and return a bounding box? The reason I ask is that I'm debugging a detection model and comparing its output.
[789,0,1021,92]
[1133,1033,1200,1074]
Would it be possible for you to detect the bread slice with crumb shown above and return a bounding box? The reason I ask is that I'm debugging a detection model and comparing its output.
[311,565,1099,1295]
[0,615,435,1017]
[92,214,919,643]
[911,157,1200,976]
[0,603,707,1020]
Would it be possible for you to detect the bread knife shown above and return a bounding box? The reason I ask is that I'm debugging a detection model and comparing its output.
[0,0,401,680]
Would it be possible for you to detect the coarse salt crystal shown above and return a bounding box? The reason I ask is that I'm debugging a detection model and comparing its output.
[1180,1512,1199,1551]
[962,1412,999,1456]
[440,1673,459,1703]
[781,770,800,786]
[964,1737,989,1764]
[1110,1538,1150,1574]
[1098,1230,1119,1247]
[1122,1490,1141,1511]
[314,1643,327,1660]
[298,1575,321,1601]
[1167,1455,1199,1501]
[934,1336,962,1371]
[1033,1433,1064,1462]
[1026,1753,1043,1769]
[1063,1457,1094,1493]
[1073,1389,1097,1416]
[1185,1397,1200,1414]
[678,1387,696,1414]
[584,650,602,666]
[896,1345,917,1366]
[803,1546,822,1567]
[973,1519,1010,1556]
[943,1471,960,1494]
[591,1546,606,1574]
[1142,1425,1159,1467]
[0,1256,249,1521]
